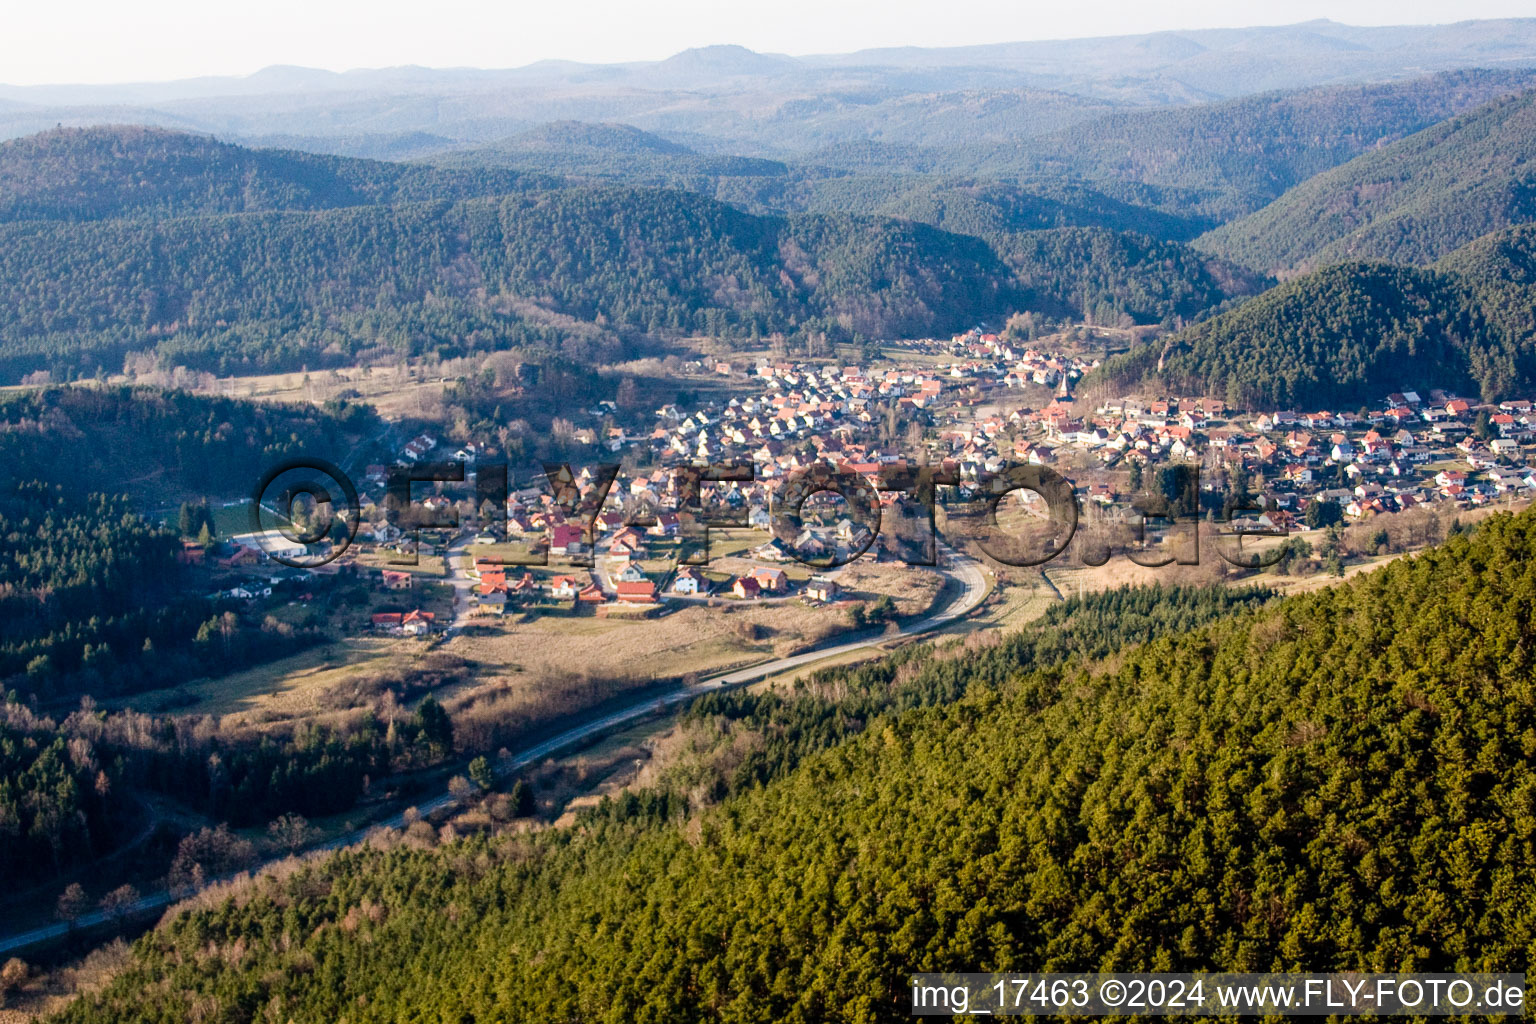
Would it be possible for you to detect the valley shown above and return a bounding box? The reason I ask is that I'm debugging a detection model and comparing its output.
[3,18,1536,1021]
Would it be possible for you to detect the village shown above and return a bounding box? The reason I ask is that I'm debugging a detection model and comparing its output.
[198,325,1536,638]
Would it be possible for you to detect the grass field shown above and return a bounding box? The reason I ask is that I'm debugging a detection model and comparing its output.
[103,636,411,724]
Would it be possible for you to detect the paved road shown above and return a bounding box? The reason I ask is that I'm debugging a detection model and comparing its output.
[442,532,479,628]
[0,553,987,958]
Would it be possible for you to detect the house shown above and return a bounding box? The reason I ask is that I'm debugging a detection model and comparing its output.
[401,610,435,636]
[732,576,762,600]
[548,575,580,600]
[614,580,658,605]
[229,531,308,562]
[381,569,414,591]
[216,544,260,569]
[747,566,788,593]
[371,612,404,630]
[549,524,585,556]
[611,526,647,550]
[671,566,709,595]
[805,575,840,602]
[647,512,681,538]
[751,538,792,562]
[1435,469,1468,488]
[577,583,607,603]
[224,585,272,600]
[616,563,648,583]
[476,588,508,616]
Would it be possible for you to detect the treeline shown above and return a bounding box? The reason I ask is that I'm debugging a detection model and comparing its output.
[51,507,1536,1023]
[0,482,189,698]
[1091,226,1536,407]
[0,386,384,702]
[0,717,121,883]
[0,385,378,499]
[0,676,462,885]
[0,490,322,703]
[0,385,367,692]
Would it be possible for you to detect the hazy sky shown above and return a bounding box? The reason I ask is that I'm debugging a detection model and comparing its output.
[5,0,1536,85]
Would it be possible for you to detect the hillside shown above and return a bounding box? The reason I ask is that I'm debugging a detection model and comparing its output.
[0,386,376,704]
[507,120,694,155]
[1440,222,1536,350]
[999,227,1268,325]
[0,131,1265,382]
[51,507,1536,1022]
[0,125,541,222]
[0,385,377,500]
[1003,67,1536,222]
[441,137,1213,240]
[0,184,1025,380]
[1091,262,1488,408]
[443,69,1536,240]
[1091,224,1536,408]
[443,122,792,188]
[771,176,1207,241]
[1197,89,1536,272]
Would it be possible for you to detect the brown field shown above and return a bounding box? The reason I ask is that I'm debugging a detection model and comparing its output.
[454,561,946,687]
[169,364,457,419]
[353,550,448,576]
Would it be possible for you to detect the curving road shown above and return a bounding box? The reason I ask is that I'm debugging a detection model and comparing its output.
[0,553,987,958]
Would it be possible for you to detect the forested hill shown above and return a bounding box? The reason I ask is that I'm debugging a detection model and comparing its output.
[985,67,1536,223]
[0,125,543,223]
[0,386,376,702]
[1089,224,1536,409]
[499,120,694,156]
[442,137,1213,241]
[0,163,1262,382]
[1440,222,1536,352]
[999,227,1268,326]
[0,186,1017,380]
[1196,88,1536,273]
[770,176,1207,242]
[52,504,1536,1022]
[0,385,378,501]
[444,121,792,188]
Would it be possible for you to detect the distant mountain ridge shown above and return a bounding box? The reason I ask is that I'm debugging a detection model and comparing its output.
[5,19,1536,152]
[990,68,1536,221]
[421,66,1536,241]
